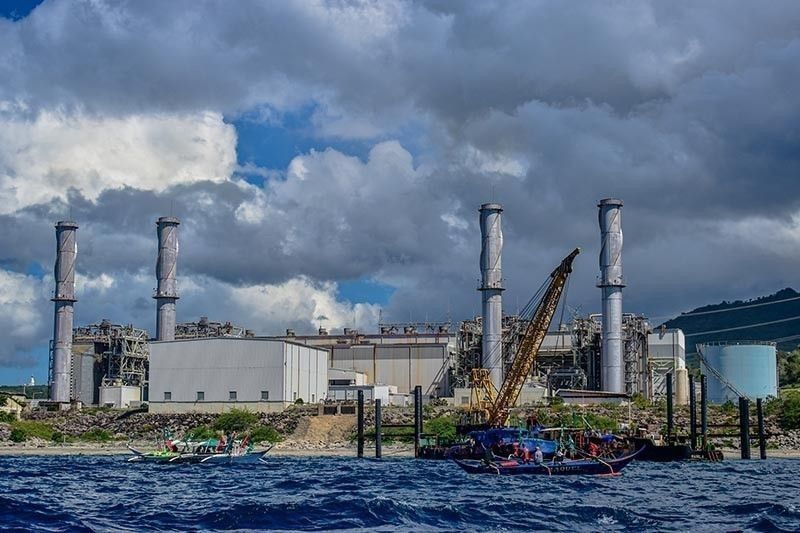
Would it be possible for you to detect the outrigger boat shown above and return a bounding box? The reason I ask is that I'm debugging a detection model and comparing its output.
[453,446,644,476]
[127,433,272,464]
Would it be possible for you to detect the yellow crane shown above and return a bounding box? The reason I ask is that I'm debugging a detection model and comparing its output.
[484,247,580,427]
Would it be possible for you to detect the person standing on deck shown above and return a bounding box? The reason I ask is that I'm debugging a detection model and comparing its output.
[534,446,543,465]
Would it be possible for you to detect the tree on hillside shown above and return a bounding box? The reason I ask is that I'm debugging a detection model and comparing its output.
[779,350,800,388]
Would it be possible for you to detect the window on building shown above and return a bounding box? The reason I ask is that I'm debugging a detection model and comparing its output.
[229,391,237,401]
[293,392,297,401]
[196,391,204,401]
[164,391,172,401]
[261,390,269,401]
[461,396,469,405]
[311,394,315,403]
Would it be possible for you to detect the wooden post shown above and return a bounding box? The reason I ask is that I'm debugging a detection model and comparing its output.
[739,396,751,460]
[689,374,697,450]
[414,385,422,458]
[357,389,364,458]
[375,398,382,459]
[666,371,674,445]
[757,398,766,460]
[700,374,708,450]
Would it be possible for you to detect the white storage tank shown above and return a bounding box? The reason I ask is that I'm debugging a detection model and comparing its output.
[698,341,778,403]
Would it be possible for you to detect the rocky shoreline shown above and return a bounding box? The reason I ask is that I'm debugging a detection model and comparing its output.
[2,402,799,455]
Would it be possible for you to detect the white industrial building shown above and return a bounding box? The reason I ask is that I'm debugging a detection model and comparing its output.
[148,338,329,413]
[273,327,455,397]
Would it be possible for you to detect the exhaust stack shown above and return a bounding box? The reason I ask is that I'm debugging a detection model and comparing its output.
[51,220,78,402]
[479,203,505,391]
[154,216,179,341]
[598,198,625,393]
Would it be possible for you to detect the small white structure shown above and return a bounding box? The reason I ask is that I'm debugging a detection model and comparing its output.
[328,368,367,387]
[327,384,394,404]
[149,338,329,413]
[99,385,141,409]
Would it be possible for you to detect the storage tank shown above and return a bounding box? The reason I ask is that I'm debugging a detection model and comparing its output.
[698,341,778,403]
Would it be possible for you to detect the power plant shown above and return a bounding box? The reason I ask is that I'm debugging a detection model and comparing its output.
[43,196,776,411]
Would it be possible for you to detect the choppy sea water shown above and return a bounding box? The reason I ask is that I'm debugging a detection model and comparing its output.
[1,454,799,532]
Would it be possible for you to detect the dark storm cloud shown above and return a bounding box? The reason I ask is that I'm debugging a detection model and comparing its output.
[2,0,800,368]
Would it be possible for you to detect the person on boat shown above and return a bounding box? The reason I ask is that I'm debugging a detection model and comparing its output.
[588,441,600,456]
[554,448,565,463]
[521,444,531,463]
[533,446,543,465]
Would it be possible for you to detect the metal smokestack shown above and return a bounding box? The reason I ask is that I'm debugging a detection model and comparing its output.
[154,216,179,341]
[51,220,78,402]
[479,203,504,391]
[598,198,625,393]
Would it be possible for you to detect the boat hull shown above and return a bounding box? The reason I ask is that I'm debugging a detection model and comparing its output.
[127,445,271,464]
[453,447,643,476]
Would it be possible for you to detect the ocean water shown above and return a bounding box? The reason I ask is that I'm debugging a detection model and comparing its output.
[1,454,799,532]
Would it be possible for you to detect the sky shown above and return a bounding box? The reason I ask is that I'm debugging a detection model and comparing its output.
[1,0,800,384]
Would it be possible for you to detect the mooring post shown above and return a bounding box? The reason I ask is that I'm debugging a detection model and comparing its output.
[357,389,364,458]
[757,398,766,460]
[414,385,422,459]
[666,371,674,445]
[375,398,382,459]
[739,396,751,460]
[700,374,708,450]
[689,374,697,451]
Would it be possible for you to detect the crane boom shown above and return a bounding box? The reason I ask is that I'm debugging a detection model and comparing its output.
[486,247,580,427]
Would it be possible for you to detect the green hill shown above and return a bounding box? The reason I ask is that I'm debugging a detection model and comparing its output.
[661,288,800,387]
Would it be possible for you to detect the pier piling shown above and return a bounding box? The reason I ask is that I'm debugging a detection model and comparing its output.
[739,397,751,460]
[689,375,697,450]
[666,371,674,445]
[700,375,708,450]
[757,397,766,460]
[357,390,364,458]
[414,385,422,459]
[375,399,382,459]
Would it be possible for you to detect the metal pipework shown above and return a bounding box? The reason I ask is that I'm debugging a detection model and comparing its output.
[597,198,625,393]
[51,220,78,403]
[154,216,180,341]
[479,203,505,392]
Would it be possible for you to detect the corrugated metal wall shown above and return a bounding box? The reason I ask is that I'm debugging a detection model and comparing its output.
[329,343,449,395]
[149,338,328,406]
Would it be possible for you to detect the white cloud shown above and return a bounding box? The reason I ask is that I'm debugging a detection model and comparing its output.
[0,269,49,364]
[230,276,381,334]
[0,110,236,213]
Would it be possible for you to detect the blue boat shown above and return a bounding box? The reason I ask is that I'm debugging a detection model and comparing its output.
[453,447,644,476]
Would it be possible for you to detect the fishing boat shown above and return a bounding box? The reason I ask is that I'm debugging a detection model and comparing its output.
[127,435,272,464]
[452,446,644,476]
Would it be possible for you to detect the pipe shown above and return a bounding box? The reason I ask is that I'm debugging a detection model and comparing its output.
[479,203,505,392]
[154,216,180,341]
[675,368,689,406]
[597,198,625,393]
[51,220,78,403]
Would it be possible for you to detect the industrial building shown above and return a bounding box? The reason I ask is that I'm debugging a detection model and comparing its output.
[148,338,329,413]
[274,323,455,397]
